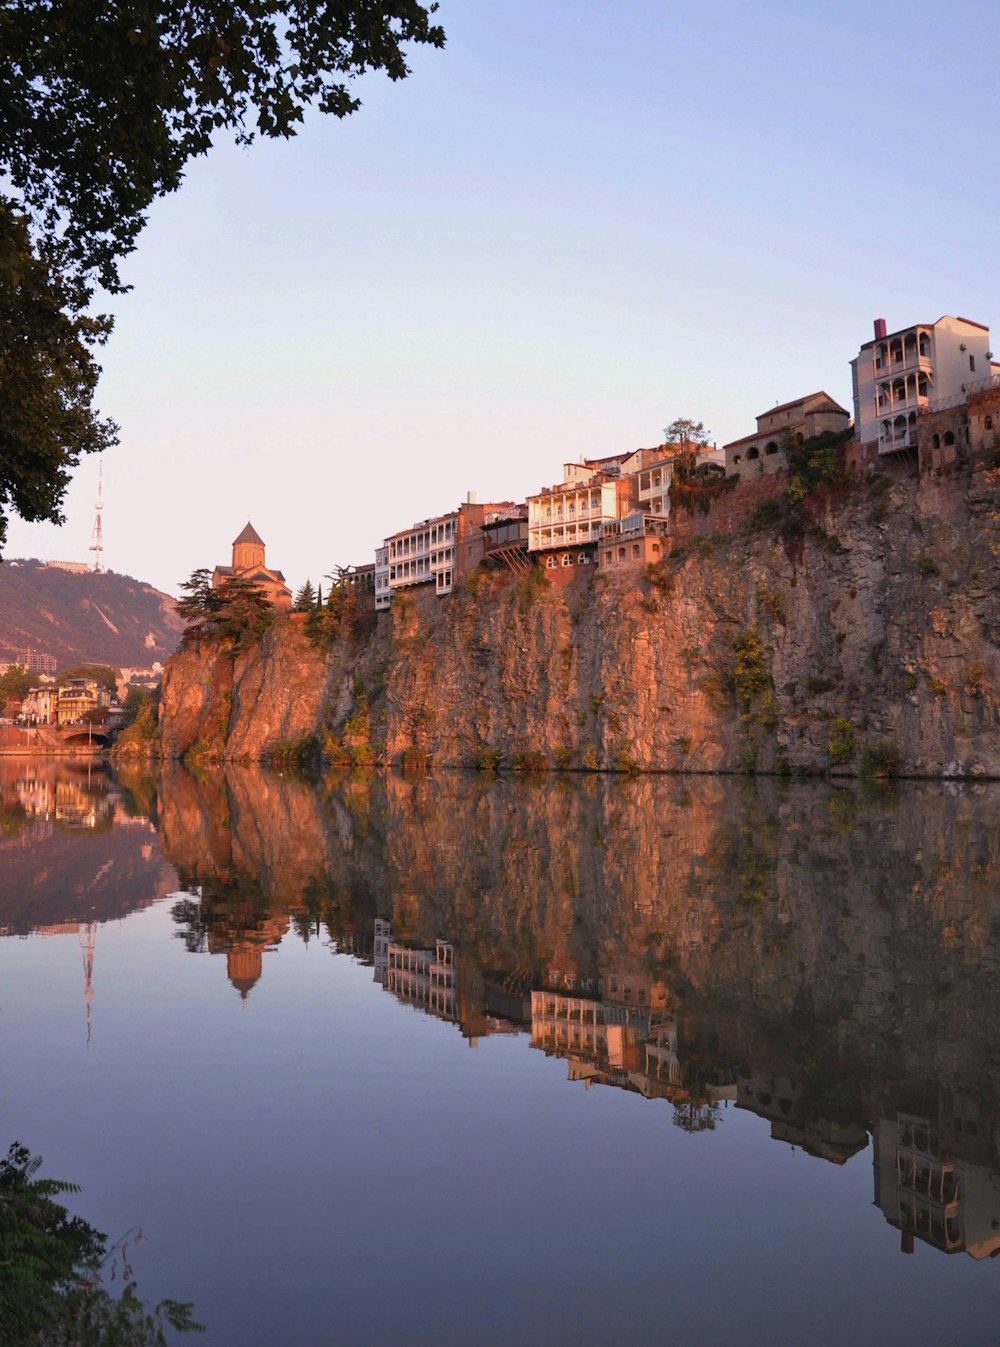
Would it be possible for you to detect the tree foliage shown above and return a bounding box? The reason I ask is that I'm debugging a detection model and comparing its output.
[0,209,117,554]
[54,664,120,692]
[293,579,316,612]
[0,1,445,554]
[0,1141,202,1345]
[176,568,274,647]
[0,663,35,709]
[663,417,710,448]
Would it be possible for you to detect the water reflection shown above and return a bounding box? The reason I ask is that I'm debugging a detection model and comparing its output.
[4,760,1000,1274]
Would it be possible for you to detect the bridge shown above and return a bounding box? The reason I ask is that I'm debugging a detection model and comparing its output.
[0,723,111,754]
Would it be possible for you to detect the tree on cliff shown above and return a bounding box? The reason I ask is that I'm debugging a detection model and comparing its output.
[293,580,316,612]
[663,418,711,449]
[0,0,446,555]
[176,568,274,647]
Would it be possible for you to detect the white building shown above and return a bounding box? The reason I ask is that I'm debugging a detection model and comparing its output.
[374,546,390,612]
[527,454,642,567]
[385,512,458,597]
[851,315,997,453]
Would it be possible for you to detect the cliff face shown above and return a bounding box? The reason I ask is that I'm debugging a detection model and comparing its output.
[158,460,1000,777]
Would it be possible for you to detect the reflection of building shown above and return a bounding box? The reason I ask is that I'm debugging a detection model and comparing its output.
[385,938,457,1022]
[14,774,111,829]
[873,1113,1000,1259]
[737,1073,868,1165]
[374,922,526,1043]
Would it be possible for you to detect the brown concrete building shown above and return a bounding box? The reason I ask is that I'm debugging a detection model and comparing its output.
[724,392,851,481]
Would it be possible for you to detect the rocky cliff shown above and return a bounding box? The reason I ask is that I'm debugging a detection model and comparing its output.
[156,457,1000,777]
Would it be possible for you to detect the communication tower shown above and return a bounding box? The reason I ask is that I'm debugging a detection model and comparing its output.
[89,454,105,572]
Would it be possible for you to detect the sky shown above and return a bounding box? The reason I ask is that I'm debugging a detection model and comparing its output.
[7,0,1000,596]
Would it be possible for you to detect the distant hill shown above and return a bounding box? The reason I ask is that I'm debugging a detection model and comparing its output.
[0,560,185,670]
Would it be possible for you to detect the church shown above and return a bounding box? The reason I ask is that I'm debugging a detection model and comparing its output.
[211,522,292,610]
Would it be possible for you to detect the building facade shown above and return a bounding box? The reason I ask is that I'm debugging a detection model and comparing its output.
[851,316,997,453]
[724,391,851,480]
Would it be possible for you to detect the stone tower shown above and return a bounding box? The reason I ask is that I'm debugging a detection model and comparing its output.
[232,521,265,572]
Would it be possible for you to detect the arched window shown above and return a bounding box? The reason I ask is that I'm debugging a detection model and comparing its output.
[546,555,557,569]
[618,547,626,560]
[943,430,955,446]
[632,544,641,558]
[561,553,573,566]
[918,332,930,357]
[747,446,760,460]
[985,415,994,430]
[932,434,941,449]
[604,550,612,564]
[733,454,742,465]
[765,441,779,455]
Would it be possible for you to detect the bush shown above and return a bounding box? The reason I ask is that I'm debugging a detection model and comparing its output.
[516,566,551,614]
[861,740,900,778]
[512,750,548,772]
[916,554,939,576]
[826,716,858,765]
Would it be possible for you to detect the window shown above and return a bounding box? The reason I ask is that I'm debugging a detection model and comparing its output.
[633,544,641,558]
[943,430,955,446]
[765,442,778,455]
[604,550,612,563]
[546,555,557,568]
[747,447,760,460]
[618,547,626,560]
[985,415,994,430]
[970,354,976,372]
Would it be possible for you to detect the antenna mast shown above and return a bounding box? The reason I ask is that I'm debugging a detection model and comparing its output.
[89,454,105,573]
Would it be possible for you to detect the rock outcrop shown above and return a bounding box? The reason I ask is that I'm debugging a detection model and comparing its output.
[156,459,1000,777]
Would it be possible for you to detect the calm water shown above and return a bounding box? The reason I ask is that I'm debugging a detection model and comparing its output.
[2,758,1000,1346]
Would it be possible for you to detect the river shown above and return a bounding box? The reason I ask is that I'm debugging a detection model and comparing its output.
[2,757,999,1346]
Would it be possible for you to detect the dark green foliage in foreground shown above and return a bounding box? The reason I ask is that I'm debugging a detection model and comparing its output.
[0,1142,202,1345]
[0,209,117,556]
[0,1,445,552]
[176,570,274,649]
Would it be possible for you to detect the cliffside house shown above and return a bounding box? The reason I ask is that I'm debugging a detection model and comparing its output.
[482,506,531,572]
[211,522,292,610]
[381,497,516,602]
[527,454,642,568]
[724,392,852,480]
[851,316,999,454]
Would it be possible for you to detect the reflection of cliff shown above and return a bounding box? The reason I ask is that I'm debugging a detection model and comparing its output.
[0,760,175,934]
[152,764,1000,1258]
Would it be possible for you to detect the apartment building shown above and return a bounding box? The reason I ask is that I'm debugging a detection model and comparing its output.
[851,315,997,453]
[382,496,516,602]
[527,454,641,568]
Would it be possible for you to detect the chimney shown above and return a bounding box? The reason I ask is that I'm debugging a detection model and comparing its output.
[466,491,477,505]
[874,318,887,341]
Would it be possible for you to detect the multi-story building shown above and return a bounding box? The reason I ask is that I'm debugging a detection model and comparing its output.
[55,679,109,726]
[18,687,57,725]
[597,512,670,571]
[851,315,997,453]
[374,546,390,612]
[724,392,852,479]
[383,496,515,602]
[527,454,641,568]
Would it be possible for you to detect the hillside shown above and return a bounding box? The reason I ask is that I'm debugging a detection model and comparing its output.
[0,560,184,670]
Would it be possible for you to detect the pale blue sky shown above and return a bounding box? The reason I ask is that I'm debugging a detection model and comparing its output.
[8,0,1000,594]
